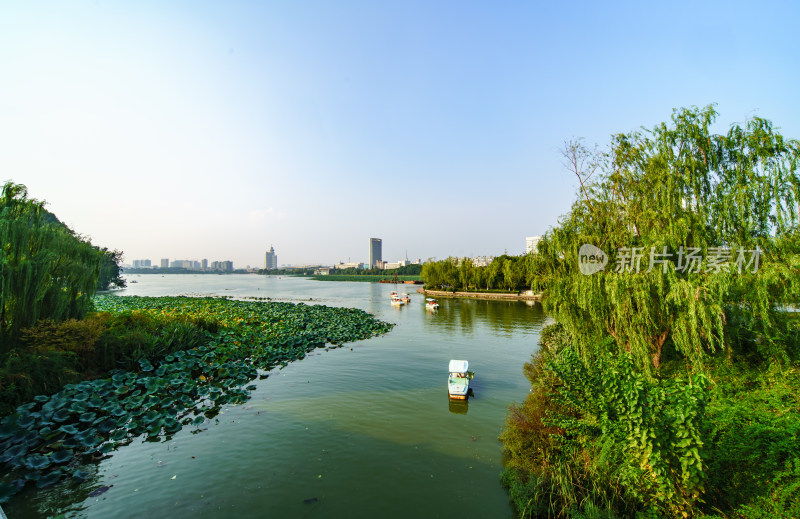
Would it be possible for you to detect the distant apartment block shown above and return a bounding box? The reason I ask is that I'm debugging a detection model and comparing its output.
[202,259,208,271]
[526,236,542,254]
[472,255,494,267]
[170,260,193,269]
[369,238,382,268]
[132,259,152,268]
[264,246,278,270]
[334,262,365,270]
[160,258,169,268]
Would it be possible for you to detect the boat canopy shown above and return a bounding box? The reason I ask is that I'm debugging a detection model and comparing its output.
[449,360,469,373]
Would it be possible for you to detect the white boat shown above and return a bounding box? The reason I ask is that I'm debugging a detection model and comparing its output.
[400,293,411,303]
[448,360,472,399]
[425,298,439,310]
[390,297,405,306]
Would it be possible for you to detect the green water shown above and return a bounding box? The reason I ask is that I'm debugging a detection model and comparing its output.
[8,274,546,518]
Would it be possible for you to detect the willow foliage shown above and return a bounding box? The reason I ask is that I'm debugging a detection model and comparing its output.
[0,182,104,349]
[539,106,800,371]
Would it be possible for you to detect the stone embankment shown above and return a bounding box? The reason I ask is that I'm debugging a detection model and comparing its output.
[417,288,542,302]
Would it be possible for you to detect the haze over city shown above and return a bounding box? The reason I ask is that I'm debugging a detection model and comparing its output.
[2,1,798,267]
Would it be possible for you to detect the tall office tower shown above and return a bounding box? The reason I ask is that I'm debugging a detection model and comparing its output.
[265,246,278,270]
[202,258,208,271]
[369,238,382,268]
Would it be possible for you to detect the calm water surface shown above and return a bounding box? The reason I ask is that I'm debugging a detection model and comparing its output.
[8,274,545,518]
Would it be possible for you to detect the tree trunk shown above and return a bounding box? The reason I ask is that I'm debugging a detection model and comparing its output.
[651,329,670,369]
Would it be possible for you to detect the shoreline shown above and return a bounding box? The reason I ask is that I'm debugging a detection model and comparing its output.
[417,287,542,302]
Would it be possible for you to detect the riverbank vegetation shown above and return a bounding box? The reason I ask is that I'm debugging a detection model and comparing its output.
[311,274,421,282]
[500,106,800,518]
[421,255,534,292]
[0,182,393,504]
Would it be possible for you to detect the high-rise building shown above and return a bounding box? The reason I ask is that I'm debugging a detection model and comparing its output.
[369,238,382,268]
[265,246,278,270]
[526,236,542,254]
[142,259,151,267]
[202,258,208,271]
[161,258,169,268]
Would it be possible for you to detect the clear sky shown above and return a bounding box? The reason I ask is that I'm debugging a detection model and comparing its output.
[2,1,798,268]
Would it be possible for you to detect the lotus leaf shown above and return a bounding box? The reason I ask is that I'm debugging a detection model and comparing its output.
[139,358,154,372]
[0,443,27,463]
[51,449,73,464]
[24,454,51,470]
[36,471,63,489]
[110,429,127,442]
[97,442,114,454]
[78,433,102,449]
[97,419,116,434]
[79,412,97,423]
[16,413,36,430]
[69,401,89,413]
[51,409,72,423]
[163,418,181,433]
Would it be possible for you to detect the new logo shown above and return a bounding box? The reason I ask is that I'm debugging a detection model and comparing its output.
[579,244,607,275]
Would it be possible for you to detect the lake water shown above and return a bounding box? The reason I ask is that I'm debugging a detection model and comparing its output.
[8,274,546,519]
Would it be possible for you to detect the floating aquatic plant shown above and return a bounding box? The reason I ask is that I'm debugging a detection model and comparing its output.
[0,295,392,504]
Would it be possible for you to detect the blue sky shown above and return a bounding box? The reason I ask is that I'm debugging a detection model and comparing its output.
[2,1,798,267]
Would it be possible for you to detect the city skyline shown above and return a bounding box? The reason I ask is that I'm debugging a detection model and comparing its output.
[2,2,798,267]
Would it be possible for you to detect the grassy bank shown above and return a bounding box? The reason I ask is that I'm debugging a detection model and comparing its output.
[0,295,393,503]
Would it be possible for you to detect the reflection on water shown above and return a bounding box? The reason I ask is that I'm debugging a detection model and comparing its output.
[449,397,469,414]
[423,297,545,338]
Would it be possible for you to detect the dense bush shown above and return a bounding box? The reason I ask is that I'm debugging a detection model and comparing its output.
[502,325,709,518]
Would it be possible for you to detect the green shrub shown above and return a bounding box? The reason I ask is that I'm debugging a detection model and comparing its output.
[501,325,709,518]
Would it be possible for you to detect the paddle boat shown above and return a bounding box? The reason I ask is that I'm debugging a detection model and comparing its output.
[425,298,439,310]
[448,360,473,399]
[390,293,405,306]
[400,293,411,303]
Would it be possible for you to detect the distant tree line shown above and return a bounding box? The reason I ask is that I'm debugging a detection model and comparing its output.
[421,255,540,292]
[259,264,422,277]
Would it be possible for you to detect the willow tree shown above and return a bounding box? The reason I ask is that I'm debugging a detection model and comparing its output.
[539,106,800,370]
[0,182,104,349]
